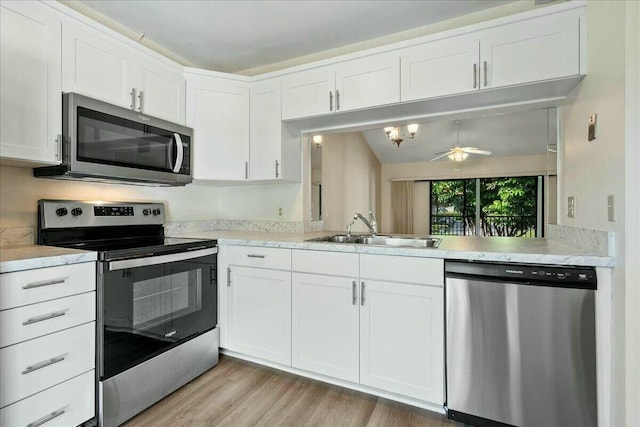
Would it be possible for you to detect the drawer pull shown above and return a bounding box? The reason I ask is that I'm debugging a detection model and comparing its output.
[247,254,265,259]
[165,330,177,338]
[27,408,66,427]
[22,278,66,290]
[23,310,68,326]
[22,354,66,375]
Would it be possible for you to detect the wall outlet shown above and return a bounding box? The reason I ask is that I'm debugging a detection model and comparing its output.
[278,207,283,217]
[567,196,576,218]
[607,195,615,222]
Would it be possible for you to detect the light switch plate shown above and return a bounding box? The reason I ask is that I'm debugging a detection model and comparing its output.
[607,195,615,222]
[588,114,597,141]
[568,196,576,218]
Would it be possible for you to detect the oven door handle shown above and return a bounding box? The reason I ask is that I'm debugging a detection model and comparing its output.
[172,133,184,174]
[107,247,217,271]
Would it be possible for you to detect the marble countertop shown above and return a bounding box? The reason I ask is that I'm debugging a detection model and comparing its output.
[0,245,97,273]
[171,231,614,267]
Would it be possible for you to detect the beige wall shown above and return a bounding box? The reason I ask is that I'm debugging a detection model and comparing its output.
[559,1,637,424]
[380,154,549,233]
[321,132,381,232]
[0,166,303,228]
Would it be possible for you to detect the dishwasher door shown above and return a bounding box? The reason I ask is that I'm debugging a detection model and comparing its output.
[446,270,597,427]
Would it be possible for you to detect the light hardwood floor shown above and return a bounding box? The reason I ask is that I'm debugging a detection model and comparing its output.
[123,355,458,427]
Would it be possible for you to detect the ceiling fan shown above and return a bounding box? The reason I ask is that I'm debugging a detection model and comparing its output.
[431,121,492,162]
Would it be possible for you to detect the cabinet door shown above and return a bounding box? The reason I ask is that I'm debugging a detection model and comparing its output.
[360,280,444,404]
[228,266,291,365]
[62,23,136,109]
[186,76,250,181]
[135,60,186,124]
[0,1,61,164]
[335,53,400,112]
[281,67,335,120]
[250,79,282,180]
[400,36,479,102]
[479,15,580,89]
[291,273,359,382]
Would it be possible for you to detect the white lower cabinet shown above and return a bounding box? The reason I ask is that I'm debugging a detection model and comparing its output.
[291,273,359,382]
[359,279,444,403]
[228,266,292,365]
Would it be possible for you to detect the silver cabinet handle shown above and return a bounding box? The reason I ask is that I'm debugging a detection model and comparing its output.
[227,267,231,287]
[245,161,248,180]
[22,354,65,375]
[275,160,280,178]
[352,280,357,305]
[361,281,365,306]
[483,61,488,86]
[27,408,66,427]
[473,63,477,88]
[138,90,144,112]
[336,89,340,111]
[165,330,177,338]
[22,278,66,290]
[23,310,67,326]
[55,134,62,160]
[329,91,333,111]
[130,88,136,110]
[247,254,265,258]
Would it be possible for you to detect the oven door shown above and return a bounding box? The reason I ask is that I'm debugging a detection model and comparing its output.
[65,93,192,185]
[99,248,217,380]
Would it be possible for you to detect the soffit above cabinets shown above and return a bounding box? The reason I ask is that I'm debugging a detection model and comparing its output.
[69,0,516,73]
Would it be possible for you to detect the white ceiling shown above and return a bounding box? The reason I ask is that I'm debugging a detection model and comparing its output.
[75,0,514,73]
[361,109,552,164]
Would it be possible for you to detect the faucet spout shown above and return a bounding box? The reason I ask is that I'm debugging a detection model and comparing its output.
[353,211,378,236]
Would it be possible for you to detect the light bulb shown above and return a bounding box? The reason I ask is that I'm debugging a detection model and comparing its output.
[384,127,394,135]
[312,135,322,147]
[407,124,419,136]
[448,151,469,162]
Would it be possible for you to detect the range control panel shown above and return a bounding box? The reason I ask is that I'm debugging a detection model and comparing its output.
[39,200,166,229]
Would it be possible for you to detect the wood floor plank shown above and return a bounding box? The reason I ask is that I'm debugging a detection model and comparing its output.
[123,355,458,427]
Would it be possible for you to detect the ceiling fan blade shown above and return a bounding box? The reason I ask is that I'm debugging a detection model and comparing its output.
[433,150,453,155]
[462,147,492,155]
[430,151,454,161]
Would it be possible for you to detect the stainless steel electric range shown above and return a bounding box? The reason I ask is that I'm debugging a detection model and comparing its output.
[38,200,219,427]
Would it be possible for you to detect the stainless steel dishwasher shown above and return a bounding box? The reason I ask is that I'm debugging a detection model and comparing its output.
[445,261,597,427]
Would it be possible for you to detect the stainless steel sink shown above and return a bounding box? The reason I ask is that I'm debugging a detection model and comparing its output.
[306,234,441,248]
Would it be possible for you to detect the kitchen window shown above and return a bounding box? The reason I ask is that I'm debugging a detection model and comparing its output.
[430,176,542,237]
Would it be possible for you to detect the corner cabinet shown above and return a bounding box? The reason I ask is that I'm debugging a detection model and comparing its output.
[282,52,400,120]
[185,72,250,181]
[62,21,185,124]
[0,1,61,165]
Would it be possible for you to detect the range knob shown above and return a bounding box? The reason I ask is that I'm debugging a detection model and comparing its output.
[55,207,68,216]
[143,208,151,216]
[71,207,83,216]
[152,208,161,216]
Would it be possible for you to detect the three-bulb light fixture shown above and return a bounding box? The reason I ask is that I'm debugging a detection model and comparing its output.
[384,124,419,147]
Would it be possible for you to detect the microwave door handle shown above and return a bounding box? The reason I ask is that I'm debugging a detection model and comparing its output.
[173,133,184,173]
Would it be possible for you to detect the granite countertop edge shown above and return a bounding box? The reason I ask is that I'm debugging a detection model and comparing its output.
[0,246,98,274]
[172,231,615,268]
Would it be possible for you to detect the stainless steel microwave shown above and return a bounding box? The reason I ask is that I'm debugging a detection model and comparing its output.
[35,93,193,186]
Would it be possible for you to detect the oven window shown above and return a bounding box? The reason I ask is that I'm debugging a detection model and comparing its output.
[101,254,216,379]
[76,107,190,173]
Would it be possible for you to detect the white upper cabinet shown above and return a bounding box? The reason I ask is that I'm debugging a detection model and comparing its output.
[250,79,283,181]
[282,67,335,120]
[479,14,580,89]
[186,74,250,181]
[134,59,186,124]
[62,22,185,124]
[335,53,400,112]
[400,35,479,102]
[0,1,61,165]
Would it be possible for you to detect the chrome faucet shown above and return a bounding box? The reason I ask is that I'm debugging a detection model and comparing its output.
[353,210,378,236]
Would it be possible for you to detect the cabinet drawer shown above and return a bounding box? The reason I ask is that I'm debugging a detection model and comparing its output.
[0,292,95,348]
[292,250,359,277]
[0,370,94,427]
[227,246,291,270]
[0,322,95,407]
[360,255,443,286]
[0,262,95,310]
